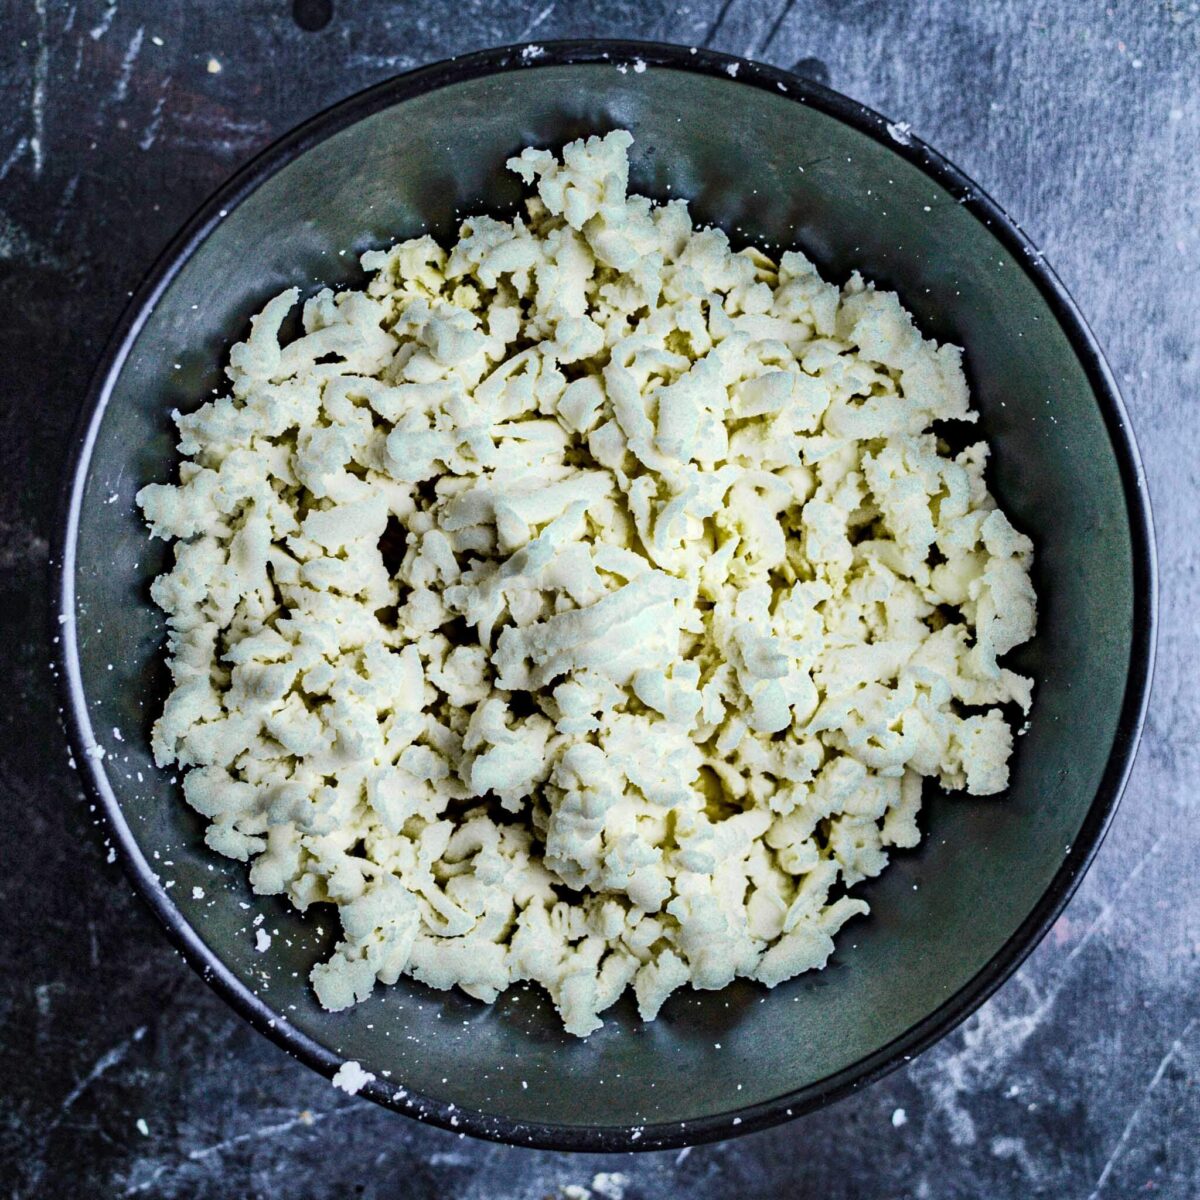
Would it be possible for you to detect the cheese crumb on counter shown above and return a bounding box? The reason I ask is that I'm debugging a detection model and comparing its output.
[331,1060,375,1095]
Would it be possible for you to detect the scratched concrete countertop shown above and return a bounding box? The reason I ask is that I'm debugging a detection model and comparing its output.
[1,1,1196,1197]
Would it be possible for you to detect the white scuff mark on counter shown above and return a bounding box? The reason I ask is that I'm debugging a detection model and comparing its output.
[58,1025,147,1117]
[427,1151,471,1166]
[0,136,30,181]
[1087,1017,1197,1199]
[89,0,118,40]
[113,26,145,103]
[31,0,48,173]
[169,110,269,153]
[139,78,171,151]
[518,1,555,39]
[344,52,416,71]
[185,1102,369,1162]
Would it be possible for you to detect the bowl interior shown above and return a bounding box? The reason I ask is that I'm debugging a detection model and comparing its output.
[67,56,1139,1142]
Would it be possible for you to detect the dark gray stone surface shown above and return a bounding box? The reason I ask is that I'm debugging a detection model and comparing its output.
[0,1,1195,1196]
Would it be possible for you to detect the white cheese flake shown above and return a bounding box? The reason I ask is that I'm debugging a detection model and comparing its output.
[331,1060,375,1095]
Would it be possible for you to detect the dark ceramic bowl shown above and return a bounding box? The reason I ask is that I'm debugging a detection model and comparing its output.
[58,41,1155,1151]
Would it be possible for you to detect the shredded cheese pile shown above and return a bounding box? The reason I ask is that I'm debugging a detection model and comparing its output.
[138,131,1036,1036]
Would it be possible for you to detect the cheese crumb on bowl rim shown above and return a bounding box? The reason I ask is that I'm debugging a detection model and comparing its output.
[57,42,1156,1152]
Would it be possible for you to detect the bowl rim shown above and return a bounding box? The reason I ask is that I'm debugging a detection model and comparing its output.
[55,37,1158,1153]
